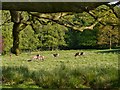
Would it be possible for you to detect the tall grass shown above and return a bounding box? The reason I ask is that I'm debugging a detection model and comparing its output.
[1,49,119,89]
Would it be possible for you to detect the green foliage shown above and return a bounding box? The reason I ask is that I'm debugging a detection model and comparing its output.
[114,6,120,18]
[65,29,81,49]
[78,29,98,47]
[19,25,40,51]
[40,23,67,50]
[1,11,13,54]
[65,28,98,49]
[2,24,13,54]
[91,5,119,49]
[73,12,95,26]
[97,25,119,48]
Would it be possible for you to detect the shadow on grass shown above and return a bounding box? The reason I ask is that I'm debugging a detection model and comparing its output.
[1,64,119,90]
[97,49,120,54]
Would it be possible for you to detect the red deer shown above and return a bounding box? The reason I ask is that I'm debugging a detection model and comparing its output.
[32,54,45,61]
[38,56,45,61]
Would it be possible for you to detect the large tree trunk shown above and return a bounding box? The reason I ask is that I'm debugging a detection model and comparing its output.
[12,23,20,55]
[10,11,21,55]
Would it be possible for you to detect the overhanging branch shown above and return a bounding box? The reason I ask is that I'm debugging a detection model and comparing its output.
[28,10,112,32]
[2,2,108,13]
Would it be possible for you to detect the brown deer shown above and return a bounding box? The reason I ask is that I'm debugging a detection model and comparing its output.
[32,54,45,61]
[28,54,42,62]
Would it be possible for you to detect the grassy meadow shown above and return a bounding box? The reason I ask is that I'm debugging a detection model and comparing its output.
[0,49,119,89]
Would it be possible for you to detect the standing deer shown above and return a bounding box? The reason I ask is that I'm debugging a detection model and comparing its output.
[75,52,84,58]
[53,53,59,57]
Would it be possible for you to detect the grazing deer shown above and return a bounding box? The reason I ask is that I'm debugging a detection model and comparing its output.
[80,52,84,55]
[32,54,40,59]
[38,56,45,61]
[75,52,84,57]
[28,59,32,62]
[53,53,59,57]
[32,54,45,61]
[75,52,80,57]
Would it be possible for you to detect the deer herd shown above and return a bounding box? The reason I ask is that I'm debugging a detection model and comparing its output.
[27,52,85,62]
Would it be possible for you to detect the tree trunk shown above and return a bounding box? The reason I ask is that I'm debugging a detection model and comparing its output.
[10,11,21,55]
[11,23,20,55]
[109,31,112,50]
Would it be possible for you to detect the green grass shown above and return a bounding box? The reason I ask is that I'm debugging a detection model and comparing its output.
[0,49,119,89]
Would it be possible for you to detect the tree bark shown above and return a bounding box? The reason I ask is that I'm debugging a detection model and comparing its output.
[12,23,21,55]
[109,30,112,50]
[10,11,21,55]
[2,2,108,13]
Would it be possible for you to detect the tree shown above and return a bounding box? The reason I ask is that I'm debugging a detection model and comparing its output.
[65,28,98,49]
[1,10,13,54]
[97,25,119,49]
[19,25,40,51]
[10,11,29,55]
[93,5,119,49]
[40,23,67,50]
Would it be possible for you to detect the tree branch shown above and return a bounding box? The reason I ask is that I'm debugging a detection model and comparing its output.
[28,10,112,32]
[2,2,108,13]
